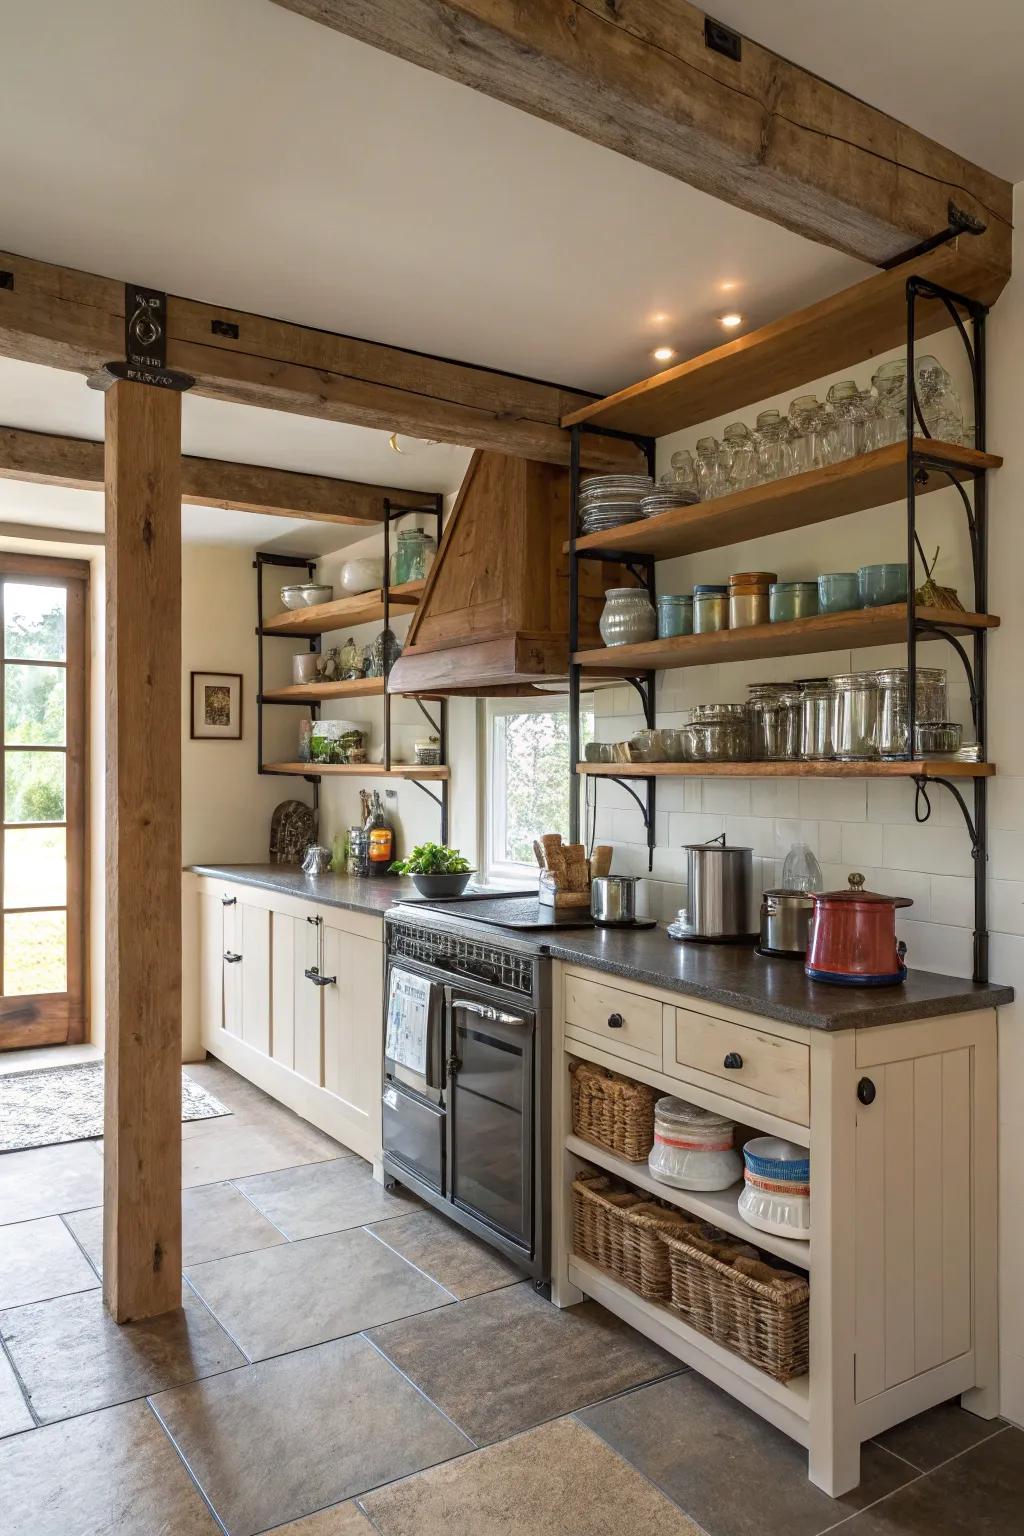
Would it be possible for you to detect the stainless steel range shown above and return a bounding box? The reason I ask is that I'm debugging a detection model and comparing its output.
[382,899,551,1284]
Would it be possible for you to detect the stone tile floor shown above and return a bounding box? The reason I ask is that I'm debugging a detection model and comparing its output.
[0,1056,1020,1535]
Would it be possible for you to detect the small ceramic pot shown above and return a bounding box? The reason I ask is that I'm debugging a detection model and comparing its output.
[292,653,319,684]
[599,588,657,648]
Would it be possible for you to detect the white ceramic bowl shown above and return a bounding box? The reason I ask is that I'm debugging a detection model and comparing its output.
[280,585,308,610]
[737,1180,811,1240]
[339,558,385,595]
[299,584,333,606]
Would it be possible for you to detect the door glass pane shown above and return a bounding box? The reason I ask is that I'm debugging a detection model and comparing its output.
[4,584,67,661]
[4,828,66,908]
[5,754,66,824]
[5,664,66,745]
[4,909,66,995]
[451,1011,530,1245]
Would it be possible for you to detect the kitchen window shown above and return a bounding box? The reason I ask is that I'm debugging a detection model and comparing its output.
[484,696,593,882]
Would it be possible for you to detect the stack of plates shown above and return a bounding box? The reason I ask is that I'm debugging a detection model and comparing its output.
[737,1136,811,1240]
[640,490,699,519]
[577,474,653,535]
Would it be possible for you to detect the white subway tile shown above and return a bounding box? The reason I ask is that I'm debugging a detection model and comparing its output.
[989,777,1024,833]
[842,821,884,867]
[703,778,751,816]
[990,881,1024,936]
[667,811,726,846]
[990,830,1024,881]
[822,862,882,891]
[651,846,685,883]
[775,819,823,858]
[897,918,973,978]
[684,779,703,813]
[867,778,922,825]
[798,778,867,821]
[817,821,844,863]
[724,815,776,857]
[929,874,975,928]
[883,821,974,878]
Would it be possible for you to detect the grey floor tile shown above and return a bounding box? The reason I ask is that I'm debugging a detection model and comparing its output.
[361,1416,703,1536]
[838,1426,1023,1535]
[151,1333,470,1536]
[367,1281,675,1446]
[186,1226,450,1361]
[259,1503,375,1534]
[0,1348,32,1438]
[0,1398,219,1534]
[871,1396,1007,1471]
[181,1124,340,1188]
[366,1208,524,1299]
[0,1214,99,1307]
[0,1282,244,1423]
[581,1373,915,1536]
[234,1157,417,1239]
[0,1141,104,1224]
[65,1181,287,1272]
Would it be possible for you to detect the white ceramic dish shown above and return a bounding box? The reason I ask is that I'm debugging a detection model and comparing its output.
[737,1181,811,1240]
[299,584,333,606]
[280,585,308,610]
[340,558,385,595]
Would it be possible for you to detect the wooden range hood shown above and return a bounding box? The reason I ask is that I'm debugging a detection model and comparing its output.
[387,450,618,697]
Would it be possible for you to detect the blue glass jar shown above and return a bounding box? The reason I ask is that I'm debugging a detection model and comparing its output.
[657,594,694,639]
[817,572,860,615]
[858,563,908,607]
[769,581,818,623]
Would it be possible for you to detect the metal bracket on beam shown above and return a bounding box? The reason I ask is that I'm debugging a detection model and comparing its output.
[880,201,987,270]
[88,283,195,393]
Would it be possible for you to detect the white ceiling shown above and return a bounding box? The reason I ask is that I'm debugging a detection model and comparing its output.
[712,0,1024,181]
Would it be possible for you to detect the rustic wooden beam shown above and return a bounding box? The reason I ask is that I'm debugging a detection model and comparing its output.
[272,0,1012,282]
[103,379,183,1323]
[0,424,436,523]
[0,253,640,471]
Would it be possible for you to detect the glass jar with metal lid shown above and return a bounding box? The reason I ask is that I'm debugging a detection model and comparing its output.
[874,667,949,758]
[799,682,835,760]
[693,584,729,634]
[648,1097,743,1192]
[769,581,819,623]
[680,704,750,763]
[747,684,802,761]
[830,673,880,760]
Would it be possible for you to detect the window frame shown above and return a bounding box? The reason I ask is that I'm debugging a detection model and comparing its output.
[483,692,593,884]
[0,552,89,1050]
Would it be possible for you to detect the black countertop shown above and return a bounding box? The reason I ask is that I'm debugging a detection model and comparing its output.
[189,864,1013,1031]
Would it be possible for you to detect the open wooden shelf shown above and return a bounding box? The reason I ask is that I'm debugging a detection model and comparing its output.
[573,604,998,674]
[260,677,385,704]
[262,581,425,637]
[565,442,1000,563]
[562,247,1001,439]
[577,759,994,780]
[565,1134,810,1271]
[264,761,450,780]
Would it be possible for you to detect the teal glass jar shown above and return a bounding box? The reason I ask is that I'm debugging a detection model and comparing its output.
[858,563,908,608]
[817,572,860,614]
[693,584,729,634]
[769,581,819,623]
[390,528,437,586]
[657,594,694,639]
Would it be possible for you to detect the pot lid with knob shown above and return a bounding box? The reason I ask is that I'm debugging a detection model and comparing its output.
[811,872,913,908]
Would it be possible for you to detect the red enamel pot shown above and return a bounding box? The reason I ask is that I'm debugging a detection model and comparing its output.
[805,873,912,986]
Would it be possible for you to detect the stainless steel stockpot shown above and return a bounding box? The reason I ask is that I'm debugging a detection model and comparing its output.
[683,835,753,939]
[759,889,816,957]
[590,875,639,925]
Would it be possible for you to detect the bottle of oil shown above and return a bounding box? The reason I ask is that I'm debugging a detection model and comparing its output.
[365,789,395,877]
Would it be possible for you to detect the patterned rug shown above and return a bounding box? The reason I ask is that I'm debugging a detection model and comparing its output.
[0,1063,230,1153]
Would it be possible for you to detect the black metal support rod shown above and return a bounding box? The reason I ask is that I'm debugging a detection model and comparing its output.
[569,425,582,844]
[383,499,393,773]
[255,555,266,775]
[972,305,989,983]
[905,280,918,761]
[439,698,449,843]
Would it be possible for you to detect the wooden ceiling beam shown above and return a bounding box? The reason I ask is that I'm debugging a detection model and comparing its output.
[272,0,1012,284]
[0,251,641,471]
[0,424,439,523]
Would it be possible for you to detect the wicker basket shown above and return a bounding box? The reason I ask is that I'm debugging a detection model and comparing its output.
[570,1061,658,1162]
[662,1227,810,1382]
[571,1170,697,1302]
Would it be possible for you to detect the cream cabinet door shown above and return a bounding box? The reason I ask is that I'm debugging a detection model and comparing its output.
[321,922,381,1135]
[271,911,297,1070]
[199,892,224,1039]
[293,916,325,1087]
[221,898,270,1049]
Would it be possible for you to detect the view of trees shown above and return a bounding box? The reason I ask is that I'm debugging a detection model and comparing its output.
[4,588,66,825]
[496,706,593,865]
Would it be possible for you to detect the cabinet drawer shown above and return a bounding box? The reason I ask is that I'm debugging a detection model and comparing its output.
[564,972,662,1066]
[671,1008,809,1125]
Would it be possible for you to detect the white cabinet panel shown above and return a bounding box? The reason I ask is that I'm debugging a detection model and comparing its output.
[294,917,324,1086]
[222,899,243,1039]
[322,925,380,1133]
[199,892,224,1041]
[271,912,296,1070]
[241,905,271,1055]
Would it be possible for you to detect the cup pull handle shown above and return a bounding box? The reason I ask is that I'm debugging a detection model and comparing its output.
[607,1012,624,1029]
[858,1076,877,1106]
[723,1051,743,1069]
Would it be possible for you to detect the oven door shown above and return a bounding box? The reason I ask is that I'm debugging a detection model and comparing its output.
[447,989,534,1255]
[384,961,445,1104]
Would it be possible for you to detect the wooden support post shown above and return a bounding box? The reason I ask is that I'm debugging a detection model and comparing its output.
[102,379,183,1323]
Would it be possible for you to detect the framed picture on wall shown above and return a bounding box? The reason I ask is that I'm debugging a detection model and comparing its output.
[191,671,243,740]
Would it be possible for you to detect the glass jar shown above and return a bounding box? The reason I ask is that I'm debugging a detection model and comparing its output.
[665,449,699,500]
[874,667,949,758]
[599,587,657,647]
[693,585,729,634]
[722,421,758,491]
[748,685,802,761]
[681,705,750,763]
[728,588,769,628]
[657,594,693,639]
[695,436,729,501]
[825,380,866,460]
[754,408,791,482]
[817,572,860,615]
[871,359,907,446]
[830,673,880,760]
[788,394,835,473]
[390,528,437,586]
[914,355,964,445]
[799,683,835,760]
[769,581,819,622]
[648,1097,742,1192]
[858,563,908,608]
[781,841,823,893]
[348,826,369,879]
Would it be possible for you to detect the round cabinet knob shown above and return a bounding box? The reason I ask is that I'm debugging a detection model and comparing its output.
[723,1051,743,1070]
[607,1012,624,1029]
[857,1076,877,1106]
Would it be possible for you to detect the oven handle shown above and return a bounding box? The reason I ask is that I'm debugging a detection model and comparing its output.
[452,998,524,1027]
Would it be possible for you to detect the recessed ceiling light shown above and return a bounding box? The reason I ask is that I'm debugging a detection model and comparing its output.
[719,313,744,329]
[652,346,675,363]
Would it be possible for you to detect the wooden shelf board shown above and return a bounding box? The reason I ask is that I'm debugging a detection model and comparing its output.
[264,761,450,780]
[262,581,425,636]
[565,1134,810,1271]
[577,760,994,780]
[573,605,998,674]
[261,677,386,703]
[567,1254,810,1426]
[564,442,1000,563]
[561,248,1000,438]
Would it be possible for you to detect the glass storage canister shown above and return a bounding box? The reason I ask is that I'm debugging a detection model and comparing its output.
[681,704,750,763]
[817,572,860,615]
[728,570,774,630]
[599,587,657,647]
[748,684,802,761]
[657,593,693,639]
[769,581,819,623]
[874,667,948,758]
[648,1097,743,1192]
[858,562,908,608]
[390,527,437,586]
[799,683,835,760]
[830,673,880,760]
[693,584,729,634]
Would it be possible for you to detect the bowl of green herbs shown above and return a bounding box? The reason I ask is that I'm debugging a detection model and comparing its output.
[391,842,475,898]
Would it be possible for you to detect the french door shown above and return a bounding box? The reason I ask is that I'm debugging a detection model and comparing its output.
[0,555,87,1049]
